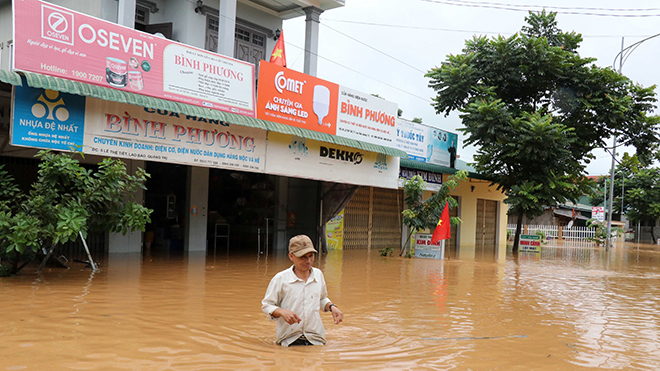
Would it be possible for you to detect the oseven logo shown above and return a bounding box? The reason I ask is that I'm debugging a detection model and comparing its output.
[41,5,74,45]
[48,12,68,33]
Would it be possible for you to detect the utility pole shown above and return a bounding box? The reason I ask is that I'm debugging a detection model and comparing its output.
[608,31,660,250]
[606,38,623,252]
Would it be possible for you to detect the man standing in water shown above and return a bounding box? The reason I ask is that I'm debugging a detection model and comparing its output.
[262,235,344,346]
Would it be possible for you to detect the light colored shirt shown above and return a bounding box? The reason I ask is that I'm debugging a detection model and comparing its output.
[261,266,332,346]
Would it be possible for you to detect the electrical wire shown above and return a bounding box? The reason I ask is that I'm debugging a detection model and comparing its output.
[421,0,660,17]
[321,18,654,39]
[284,41,433,102]
[319,22,427,73]
[424,0,660,13]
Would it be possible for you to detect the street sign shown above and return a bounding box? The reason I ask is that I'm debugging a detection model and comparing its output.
[592,206,605,222]
[519,234,541,253]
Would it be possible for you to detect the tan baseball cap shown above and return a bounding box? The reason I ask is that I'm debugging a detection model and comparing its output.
[289,235,318,257]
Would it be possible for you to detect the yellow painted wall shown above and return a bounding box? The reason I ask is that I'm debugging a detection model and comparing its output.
[421,176,508,261]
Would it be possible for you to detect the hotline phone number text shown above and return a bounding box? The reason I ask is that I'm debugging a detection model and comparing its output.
[71,70,103,82]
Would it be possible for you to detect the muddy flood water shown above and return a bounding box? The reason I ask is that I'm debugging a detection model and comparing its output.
[3,241,660,370]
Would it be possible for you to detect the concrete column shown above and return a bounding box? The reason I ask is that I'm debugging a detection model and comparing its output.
[117,0,136,27]
[185,166,209,252]
[303,6,323,76]
[217,0,237,56]
[274,177,289,253]
[108,160,145,253]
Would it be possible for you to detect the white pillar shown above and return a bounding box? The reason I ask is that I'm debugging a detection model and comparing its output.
[185,166,209,252]
[303,6,323,76]
[117,0,136,27]
[217,0,237,56]
[108,160,145,253]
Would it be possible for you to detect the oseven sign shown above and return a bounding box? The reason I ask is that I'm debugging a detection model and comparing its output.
[519,234,541,253]
[12,0,255,116]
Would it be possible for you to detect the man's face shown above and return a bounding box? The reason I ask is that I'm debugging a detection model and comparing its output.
[289,251,315,272]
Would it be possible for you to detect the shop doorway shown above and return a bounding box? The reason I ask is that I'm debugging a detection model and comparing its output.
[144,162,187,253]
[207,169,276,255]
[475,198,498,258]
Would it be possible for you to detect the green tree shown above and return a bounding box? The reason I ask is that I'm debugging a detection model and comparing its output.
[620,165,660,243]
[426,10,659,252]
[400,171,467,256]
[0,151,152,276]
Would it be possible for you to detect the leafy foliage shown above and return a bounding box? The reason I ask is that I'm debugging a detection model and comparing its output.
[0,151,152,276]
[400,171,467,255]
[586,219,624,247]
[425,11,659,252]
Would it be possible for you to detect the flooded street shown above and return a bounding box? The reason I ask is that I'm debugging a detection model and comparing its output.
[2,241,660,370]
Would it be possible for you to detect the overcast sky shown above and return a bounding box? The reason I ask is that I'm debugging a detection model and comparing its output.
[283,0,660,175]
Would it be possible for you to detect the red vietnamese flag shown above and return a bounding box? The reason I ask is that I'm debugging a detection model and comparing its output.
[269,30,287,67]
[431,202,451,244]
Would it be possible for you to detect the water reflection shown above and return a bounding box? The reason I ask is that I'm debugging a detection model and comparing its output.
[1,242,660,370]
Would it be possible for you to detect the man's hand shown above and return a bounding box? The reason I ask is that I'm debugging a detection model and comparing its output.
[330,306,344,324]
[273,308,301,324]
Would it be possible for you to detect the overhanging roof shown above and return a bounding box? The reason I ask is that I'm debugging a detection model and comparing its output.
[400,158,488,180]
[0,70,406,158]
[553,208,590,221]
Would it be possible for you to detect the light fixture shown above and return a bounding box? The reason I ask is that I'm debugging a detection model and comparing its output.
[274,29,281,41]
[471,185,475,192]
[194,0,206,15]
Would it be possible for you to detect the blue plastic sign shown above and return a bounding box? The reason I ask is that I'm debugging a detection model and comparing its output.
[12,85,85,151]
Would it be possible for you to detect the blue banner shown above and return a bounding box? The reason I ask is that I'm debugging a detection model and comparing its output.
[12,85,85,151]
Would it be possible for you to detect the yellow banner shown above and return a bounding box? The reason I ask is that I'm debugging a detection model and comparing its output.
[326,210,344,250]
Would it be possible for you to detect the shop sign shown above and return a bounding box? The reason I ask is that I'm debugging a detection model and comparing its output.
[257,61,397,145]
[398,167,443,191]
[394,119,459,167]
[11,86,266,172]
[395,118,427,162]
[265,131,399,189]
[592,206,605,222]
[11,86,86,151]
[519,234,541,253]
[427,127,458,167]
[12,0,255,117]
[413,233,444,259]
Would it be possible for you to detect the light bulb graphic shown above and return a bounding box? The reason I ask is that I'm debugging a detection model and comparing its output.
[313,85,330,126]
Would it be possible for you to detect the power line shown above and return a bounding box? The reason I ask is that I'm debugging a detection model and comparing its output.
[321,18,655,39]
[208,4,432,102]
[285,41,433,103]
[421,0,660,17]
[320,23,427,73]
[426,0,660,13]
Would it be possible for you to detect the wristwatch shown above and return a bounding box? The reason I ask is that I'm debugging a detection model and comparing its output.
[328,304,337,311]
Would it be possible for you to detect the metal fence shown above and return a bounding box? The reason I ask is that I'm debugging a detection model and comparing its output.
[507,224,597,241]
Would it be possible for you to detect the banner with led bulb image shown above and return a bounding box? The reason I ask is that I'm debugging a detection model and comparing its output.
[256,61,398,147]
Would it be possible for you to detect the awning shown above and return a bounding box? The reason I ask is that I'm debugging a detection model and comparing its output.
[400,158,487,180]
[553,208,590,221]
[0,70,408,158]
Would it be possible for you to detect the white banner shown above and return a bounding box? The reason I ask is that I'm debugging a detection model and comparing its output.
[336,86,397,147]
[83,99,266,171]
[265,132,399,189]
[395,118,427,162]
